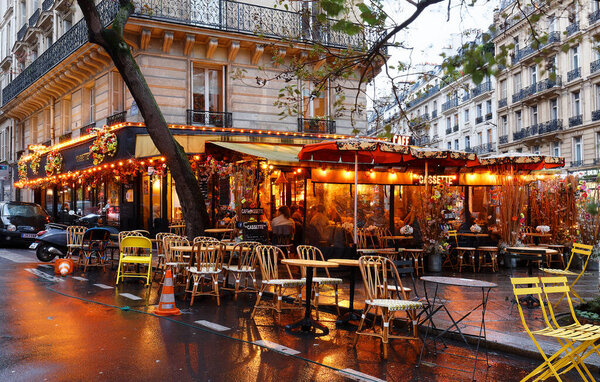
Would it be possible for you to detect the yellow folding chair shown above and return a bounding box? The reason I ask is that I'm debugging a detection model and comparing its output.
[116,236,153,286]
[540,243,593,306]
[511,277,600,381]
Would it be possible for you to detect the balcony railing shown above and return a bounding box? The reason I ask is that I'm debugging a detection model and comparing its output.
[471,82,492,97]
[42,0,53,11]
[17,23,27,41]
[498,98,507,108]
[511,31,560,64]
[431,110,438,119]
[512,89,524,103]
[514,76,562,103]
[595,158,600,165]
[3,0,383,107]
[569,114,582,127]
[187,110,233,128]
[538,119,562,134]
[462,94,470,103]
[106,111,127,126]
[471,142,494,155]
[405,85,440,109]
[80,122,96,136]
[475,116,483,124]
[445,127,452,135]
[441,98,459,112]
[58,132,72,143]
[499,135,508,144]
[414,135,431,146]
[592,110,600,121]
[591,10,600,25]
[566,22,580,37]
[297,118,336,134]
[591,59,600,74]
[29,8,40,27]
[485,112,492,121]
[452,124,459,132]
[567,67,581,82]
[408,114,429,127]
[570,160,584,167]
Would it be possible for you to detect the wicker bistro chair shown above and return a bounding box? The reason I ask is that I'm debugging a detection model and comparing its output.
[477,246,499,272]
[448,230,476,272]
[80,228,112,272]
[250,245,305,321]
[154,233,177,279]
[185,241,224,306]
[296,245,341,319]
[222,241,261,297]
[162,236,190,286]
[540,243,594,307]
[511,277,600,381]
[116,236,153,286]
[67,226,87,264]
[354,255,424,359]
[193,236,221,244]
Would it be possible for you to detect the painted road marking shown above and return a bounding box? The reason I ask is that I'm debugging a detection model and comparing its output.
[119,293,142,301]
[339,369,386,382]
[253,340,300,356]
[194,320,231,332]
[0,254,35,263]
[93,283,114,289]
[38,264,53,269]
[24,268,64,283]
[72,276,88,281]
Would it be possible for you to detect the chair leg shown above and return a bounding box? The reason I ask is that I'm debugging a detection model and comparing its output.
[190,275,199,307]
[116,260,121,284]
[354,305,371,347]
[314,284,320,320]
[251,286,265,319]
[334,284,340,316]
[213,275,220,306]
[382,310,389,359]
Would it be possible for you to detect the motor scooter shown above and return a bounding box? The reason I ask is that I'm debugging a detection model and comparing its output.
[31,209,118,262]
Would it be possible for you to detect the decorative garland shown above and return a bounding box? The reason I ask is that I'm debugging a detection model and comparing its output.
[90,126,118,165]
[18,160,28,181]
[29,152,41,175]
[44,150,63,176]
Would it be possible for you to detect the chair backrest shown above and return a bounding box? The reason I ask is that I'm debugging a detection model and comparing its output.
[255,245,288,281]
[297,245,330,278]
[565,242,594,272]
[119,231,145,256]
[376,228,392,248]
[191,241,223,270]
[169,221,186,236]
[447,230,459,247]
[510,277,553,336]
[82,228,111,251]
[356,228,368,249]
[272,224,293,245]
[164,236,190,262]
[155,232,177,256]
[539,276,580,328]
[132,229,150,237]
[358,255,408,301]
[193,236,220,244]
[120,236,152,257]
[67,226,87,246]
[230,241,261,270]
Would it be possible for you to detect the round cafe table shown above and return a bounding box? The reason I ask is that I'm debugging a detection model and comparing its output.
[281,259,338,336]
[328,259,361,328]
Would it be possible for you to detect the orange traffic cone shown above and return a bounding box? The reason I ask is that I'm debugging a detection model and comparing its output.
[154,269,181,316]
[55,258,74,276]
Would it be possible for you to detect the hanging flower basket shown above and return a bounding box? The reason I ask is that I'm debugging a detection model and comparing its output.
[90,126,118,165]
[29,152,41,175]
[44,150,63,176]
[18,160,28,181]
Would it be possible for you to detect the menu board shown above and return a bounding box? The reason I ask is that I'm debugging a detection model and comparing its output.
[241,208,264,215]
[242,222,268,243]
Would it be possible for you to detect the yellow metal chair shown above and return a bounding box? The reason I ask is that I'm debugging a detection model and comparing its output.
[297,245,341,319]
[511,277,600,381]
[116,236,153,286]
[540,243,594,306]
[354,255,423,359]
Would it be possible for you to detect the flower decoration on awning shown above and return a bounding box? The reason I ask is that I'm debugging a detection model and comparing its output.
[90,126,118,165]
[29,152,41,175]
[44,150,63,176]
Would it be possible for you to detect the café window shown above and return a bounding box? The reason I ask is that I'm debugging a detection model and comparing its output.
[192,65,224,124]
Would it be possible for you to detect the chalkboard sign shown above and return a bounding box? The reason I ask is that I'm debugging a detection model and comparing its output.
[198,175,209,200]
[241,208,264,215]
[443,211,456,220]
[242,222,268,243]
[219,176,230,206]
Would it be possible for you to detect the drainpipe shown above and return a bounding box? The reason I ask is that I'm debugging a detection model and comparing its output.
[49,99,55,143]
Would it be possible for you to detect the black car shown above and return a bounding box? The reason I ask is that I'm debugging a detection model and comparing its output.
[0,202,50,245]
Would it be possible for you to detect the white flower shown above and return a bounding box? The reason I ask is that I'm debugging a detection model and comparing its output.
[400,225,413,235]
[536,225,550,233]
[470,224,482,233]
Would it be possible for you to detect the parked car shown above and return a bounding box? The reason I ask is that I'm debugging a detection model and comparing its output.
[0,202,50,246]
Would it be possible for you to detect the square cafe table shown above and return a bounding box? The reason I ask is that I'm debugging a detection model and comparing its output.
[418,276,497,381]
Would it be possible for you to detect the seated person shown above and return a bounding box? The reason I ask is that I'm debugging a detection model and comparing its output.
[328,206,342,224]
[271,206,294,234]
[310,204,329,242]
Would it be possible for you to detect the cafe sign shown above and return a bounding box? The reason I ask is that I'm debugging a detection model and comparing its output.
[391,135,411,145]
[413,174,457,185]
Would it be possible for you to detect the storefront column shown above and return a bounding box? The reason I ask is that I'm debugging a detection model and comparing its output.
[464,186,471,224]
[389,185,395,235]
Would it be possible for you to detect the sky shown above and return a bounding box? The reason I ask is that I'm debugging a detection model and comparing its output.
[368,0,497,105]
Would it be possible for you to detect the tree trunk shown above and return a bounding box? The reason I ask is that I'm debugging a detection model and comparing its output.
[77,0,209,238]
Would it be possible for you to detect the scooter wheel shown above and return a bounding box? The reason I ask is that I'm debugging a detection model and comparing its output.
[36,244,57,262]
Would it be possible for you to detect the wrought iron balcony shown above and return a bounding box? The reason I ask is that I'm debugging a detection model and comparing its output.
[58,132,72,143]
[42,0,53,11]
[3,0,383,107]
[471,82,492,98]
[475,116,483,124]
[80,122,96,136]
[593,110,600,121]
[17,23,27,41]
[512,89,525,103]
[431,110,438,119]
[499,135,508,144]
[498,98,507,108]
[485,112,493,120]
[512,31,561,64]
[591,59,600,74]
[471,142,494,154]
[462,93,470,103]
[445,127,452,135]
[568,114,582,127]
[441,98,459,112]
[29,9,40,27]
[591,10,600,25]
[187,110,233,128]
[536,76,561,92]
[538,119,562,134]
[414,135,431,146]
[405,85,440,109]
[452,124,459,132]
[567,67,581,82]
[297,118,336,134]
[106,111,127,126]
[594,158,600,165]
[513,130,524,141]
[408,114,429,127]
[566,22,579,37]
[570,160,584,167]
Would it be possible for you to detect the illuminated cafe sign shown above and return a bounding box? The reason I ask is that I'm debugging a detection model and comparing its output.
[392,135,411,145]
[413,174,458,185]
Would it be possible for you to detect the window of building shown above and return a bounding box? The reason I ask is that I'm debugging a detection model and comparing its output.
[549,55,557,74]
[552,141,561,156]
[464,108,469,123]
[476,103,482,117]
[516,148,523,153]
[513,36,519,55]
[446,117,451,130]
[572,91,581,116]
[477,131,483,145]
[89,87,95,123]
[550,98,558,120]
[454,139,459,150]
[19,1,25,26]
[573,136,583,162]
[597,132,600,160]
[513,72,521,91]
[45,33,52,50]
[112,71,123,113]
[433,100,437,112]
[192,65,224,118]
[63,17,72,34]
[501,115,508,135]
[424,105,428,116]
[548,15,556,32]
[447,141,451,150]
[531,105,538,126]
[595,84,600,111]
[302,81,328,118]
[593,0,600,12]
[571,45,579,70]
[487,128,493,144]
[486,100,492,115]
[453,113,458,126]
[516,110,522,130]
[530,65,537,85]
[433,123,438,136]
[532,145,540,155]
[500,79,507,99]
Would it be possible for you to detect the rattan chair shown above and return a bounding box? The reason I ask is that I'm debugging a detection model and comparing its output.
[185,241,224,306]
[222,241,261,297]
[66,225,86,264]
[193,236,220,244]
[80,228,111,272]
[448,230,476,272]
[163,236,190,285]
[154,232,177,279]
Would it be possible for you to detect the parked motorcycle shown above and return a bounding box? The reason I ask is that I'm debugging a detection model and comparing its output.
[31,211,119,262]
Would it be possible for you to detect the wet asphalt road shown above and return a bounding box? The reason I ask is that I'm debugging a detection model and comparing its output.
[0,247,584,381]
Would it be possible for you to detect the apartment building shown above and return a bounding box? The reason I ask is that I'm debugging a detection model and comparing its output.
[493,0,600,173]
[0,0,375,226]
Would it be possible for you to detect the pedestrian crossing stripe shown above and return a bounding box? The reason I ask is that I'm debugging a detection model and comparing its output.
[72,276,88,281]
[93,283,114,289]
[119,293,142,301]
[24,268,64,282]
[0,254,34,263]
[252,340,300,355]
[338,369,385,382]
[194,320,231,332]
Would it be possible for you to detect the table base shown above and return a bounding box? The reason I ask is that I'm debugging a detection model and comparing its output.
[285,317,329,336]
[335,310,362,329]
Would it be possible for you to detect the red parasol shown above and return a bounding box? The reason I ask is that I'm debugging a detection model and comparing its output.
[297,139,416,164]
[473,153,565,171]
